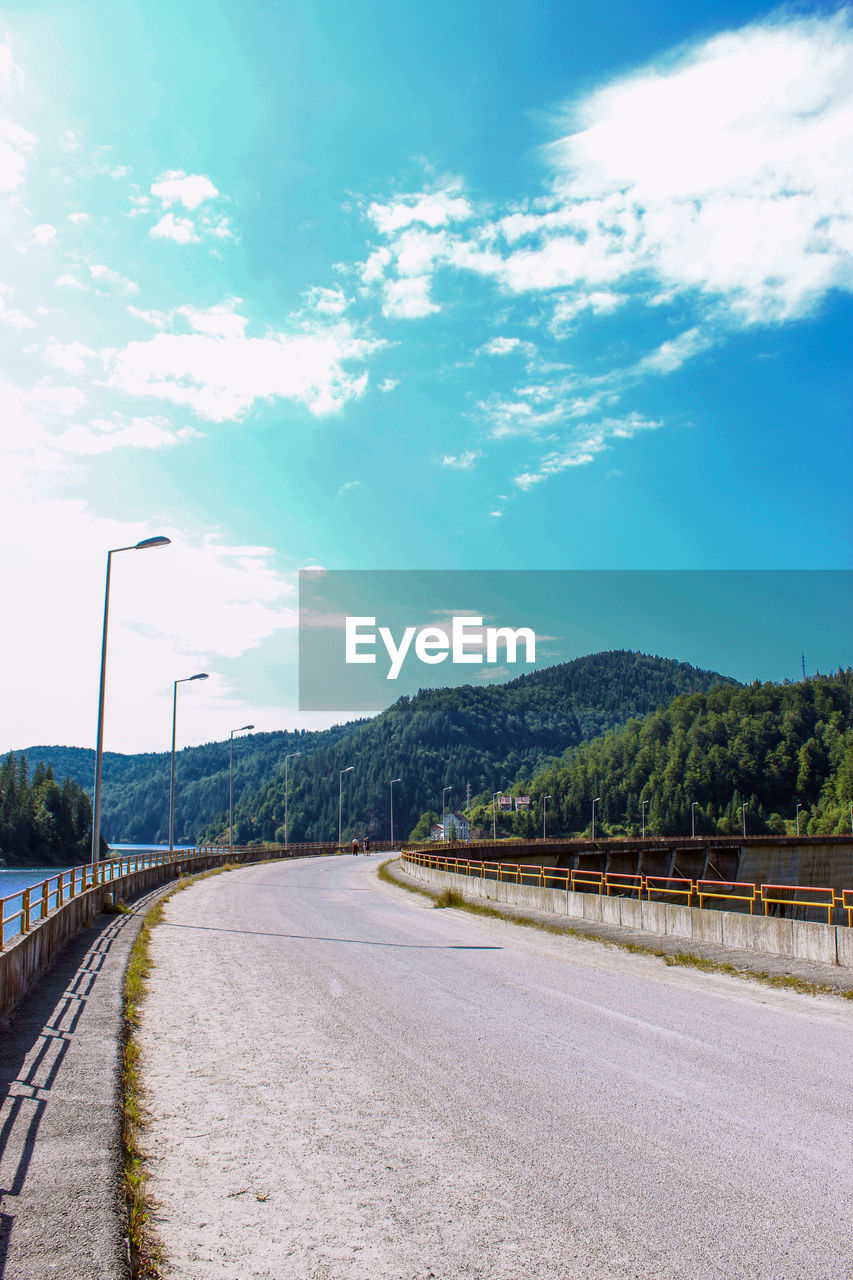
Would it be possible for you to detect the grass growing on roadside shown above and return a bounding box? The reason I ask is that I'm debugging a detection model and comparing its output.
[379,859,853,1002]
[121,861,243,1279]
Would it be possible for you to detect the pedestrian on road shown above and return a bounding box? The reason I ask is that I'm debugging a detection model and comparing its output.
[352,837,359,855]
[363,836,370,856]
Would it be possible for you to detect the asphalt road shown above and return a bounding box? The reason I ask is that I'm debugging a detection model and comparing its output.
[138,855,853,1280]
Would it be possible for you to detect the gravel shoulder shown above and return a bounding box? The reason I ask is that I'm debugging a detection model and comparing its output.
[137,854,853,1280]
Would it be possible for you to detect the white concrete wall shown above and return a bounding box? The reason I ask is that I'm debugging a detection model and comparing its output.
[403,859,849,969]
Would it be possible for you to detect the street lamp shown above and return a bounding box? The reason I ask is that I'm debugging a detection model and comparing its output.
[691,801,698,839]
[796,801,803,836]
[338,766,354,846]
[91,534,171,863]
[543,794,552,840]
[591,796,600,842]
[283,752,301,847]
[741,802,747,838]
[228,724,254,850]
[641,799,649,839]
[170,673,208,853]
[390,778,401,847]
[442,786,452,842]
[492,791,503,842]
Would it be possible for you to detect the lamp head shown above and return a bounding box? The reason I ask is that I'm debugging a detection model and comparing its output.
[135,535,171,550]
[190,672,208,681]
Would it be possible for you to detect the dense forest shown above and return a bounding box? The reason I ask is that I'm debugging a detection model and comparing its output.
[22,722,361,847]
[211,651,733,844]
[469,672,853,839]
[18,651,729,847]
[0,753,100,867]
[12,657,853,854]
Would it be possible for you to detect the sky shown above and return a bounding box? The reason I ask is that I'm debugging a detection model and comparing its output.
[1,0,851,753]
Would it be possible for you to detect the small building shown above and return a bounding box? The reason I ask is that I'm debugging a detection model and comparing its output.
[443,812,470,841]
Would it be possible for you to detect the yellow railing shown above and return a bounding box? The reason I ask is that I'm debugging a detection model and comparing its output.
[0,840,353,952]
[401,849,849,923]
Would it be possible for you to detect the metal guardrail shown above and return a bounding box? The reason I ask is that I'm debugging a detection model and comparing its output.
[0,840,368,951]
[402,849,851,923]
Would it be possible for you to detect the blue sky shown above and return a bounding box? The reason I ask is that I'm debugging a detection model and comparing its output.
[1,0,851,751]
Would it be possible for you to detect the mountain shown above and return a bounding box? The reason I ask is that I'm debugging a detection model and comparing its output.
[211,651,736,844]
[494,671,853,839]
[19,652,735,846]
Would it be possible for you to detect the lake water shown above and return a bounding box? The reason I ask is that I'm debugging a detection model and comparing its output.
[0,845,195,945]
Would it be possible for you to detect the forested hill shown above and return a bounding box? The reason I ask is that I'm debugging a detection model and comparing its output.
[485,671,853,839]
[20,721,363,847]
[216,651,734,845]
[19,651,732,847]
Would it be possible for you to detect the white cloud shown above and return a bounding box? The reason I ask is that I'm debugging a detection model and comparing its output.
[0,284,34,330]
[480,336,521,355]
[337,479,362,495]
[368,185,473,233]
[40,339,100,375]
[55,272,88,290]
[108,308,383,420]
[513,415,662,487]
[381,275,439,319]
[378,377,399,393]
[90,262,138,294]
[360,13,853,362]
[55,415,199,455]
[68,211,90,225]
[30,222,57,245]
[635,327,712,374]
[176,300,248,339]
[440,450,480,469]
[0,118,34,193]
[150,212,199,244]
[305,286,348,315]
[0,42,24,95]
[151,170,219,210]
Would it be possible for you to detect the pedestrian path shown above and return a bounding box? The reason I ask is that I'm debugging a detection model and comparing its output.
[0,888,161,1280]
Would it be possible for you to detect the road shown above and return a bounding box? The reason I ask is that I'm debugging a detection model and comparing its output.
[138,855,853,1280]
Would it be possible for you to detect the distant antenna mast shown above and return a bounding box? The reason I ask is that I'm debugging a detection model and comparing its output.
[801,652,806,681]
[466,780,471,810]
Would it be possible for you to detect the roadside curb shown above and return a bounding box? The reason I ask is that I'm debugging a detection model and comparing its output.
[382,858,853,995]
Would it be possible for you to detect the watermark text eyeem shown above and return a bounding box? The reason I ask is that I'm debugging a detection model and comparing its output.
[345,615,537,679]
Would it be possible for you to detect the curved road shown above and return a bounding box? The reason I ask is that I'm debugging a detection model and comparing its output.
[138,855,852,1280]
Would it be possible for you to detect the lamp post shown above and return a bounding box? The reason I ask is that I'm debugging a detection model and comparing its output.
[796,801,803,836]
[591,796,600,842]
[543,794,551,840]
[691,801,698,839]
[283,752,301,847]
[492,791,502,842]
[741,802,747,838]
[170,673,208,853]
[228,724,254,851]
[390,777,401,847]
[91,535,171,863]
[641,799,649,839]
[442,786,452,842]
[338,766,354,846]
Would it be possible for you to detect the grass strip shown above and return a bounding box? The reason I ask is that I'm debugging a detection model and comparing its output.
[379,860,853,1002]
[121,861,243,1279]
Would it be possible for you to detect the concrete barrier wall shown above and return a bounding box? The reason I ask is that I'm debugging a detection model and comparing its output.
[0,850,257,1022]
[405,859,849,970]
